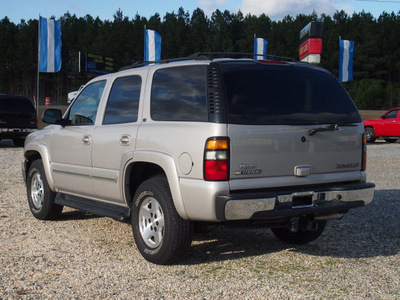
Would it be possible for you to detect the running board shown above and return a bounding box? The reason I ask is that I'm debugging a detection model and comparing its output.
[55,193,130,221]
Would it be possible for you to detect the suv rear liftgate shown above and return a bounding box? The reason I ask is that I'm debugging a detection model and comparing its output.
[207,60,374,222]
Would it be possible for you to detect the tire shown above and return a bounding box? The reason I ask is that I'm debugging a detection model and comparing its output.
[271,220,327,244]
[27,159,63,220]
[13,138,25,147]
[364,127,376,143]
[131,176,193,265]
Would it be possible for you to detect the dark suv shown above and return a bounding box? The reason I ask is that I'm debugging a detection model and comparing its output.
[0,95,37,146]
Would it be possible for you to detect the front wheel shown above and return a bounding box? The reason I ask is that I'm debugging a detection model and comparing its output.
[27,159,63,220]
[271,220,327,244]
[131,176,193,265]
[364,127,376,143]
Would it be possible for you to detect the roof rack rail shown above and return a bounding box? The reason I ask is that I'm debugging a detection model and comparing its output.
[190,52,295,62]
[119,52,295,71]
[119,54,209,71]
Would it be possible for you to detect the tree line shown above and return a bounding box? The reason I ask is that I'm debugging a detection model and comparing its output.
[1,7,400,109]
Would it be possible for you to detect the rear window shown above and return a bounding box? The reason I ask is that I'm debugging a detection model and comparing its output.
[0,96,35,114]
[218,61,361,125]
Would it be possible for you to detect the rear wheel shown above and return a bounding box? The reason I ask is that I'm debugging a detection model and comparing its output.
[364,127,376,143]
[27,159,63,220]
[131,176,193,265]
[271,220,327,244]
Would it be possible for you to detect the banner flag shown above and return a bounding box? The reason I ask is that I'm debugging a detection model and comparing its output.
[254,36,268,59]
[39,16,62,72]
[144,29,161,62]
[339,39,354,82]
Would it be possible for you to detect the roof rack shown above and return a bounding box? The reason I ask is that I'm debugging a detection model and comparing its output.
[119,55,202,71]
[190,52,295,62]
[119,52,295,71]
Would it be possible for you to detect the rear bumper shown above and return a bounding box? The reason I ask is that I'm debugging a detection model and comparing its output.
[215,182,375,221]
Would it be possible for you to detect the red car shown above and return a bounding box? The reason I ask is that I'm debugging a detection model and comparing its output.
[363,107,400,143]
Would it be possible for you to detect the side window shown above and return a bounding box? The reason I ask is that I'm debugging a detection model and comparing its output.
[151,66,207,121]
[68,80,106,125]
[103,75,141,125]
[384,109,398,119]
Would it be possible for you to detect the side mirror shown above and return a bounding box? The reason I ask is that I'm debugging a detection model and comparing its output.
[42,109,63,124]
[381,115,385,119]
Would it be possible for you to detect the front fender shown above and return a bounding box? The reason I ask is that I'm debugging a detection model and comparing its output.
[24,143,55,191]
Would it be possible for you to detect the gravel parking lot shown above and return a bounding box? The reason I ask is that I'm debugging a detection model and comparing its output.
[0,140,399,299]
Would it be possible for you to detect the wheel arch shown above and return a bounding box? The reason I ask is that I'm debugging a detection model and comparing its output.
[124,151,188,219]
[24,144,55,191]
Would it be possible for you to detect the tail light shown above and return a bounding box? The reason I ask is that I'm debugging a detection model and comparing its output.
[361,133,367,171]
[204,137,229,181]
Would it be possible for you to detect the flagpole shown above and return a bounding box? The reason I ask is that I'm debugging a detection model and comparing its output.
[144,25,146,62]
[36,14,40,114]
[253,33,256,59]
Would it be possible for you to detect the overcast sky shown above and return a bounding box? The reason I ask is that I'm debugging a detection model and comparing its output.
[2,0,400,23]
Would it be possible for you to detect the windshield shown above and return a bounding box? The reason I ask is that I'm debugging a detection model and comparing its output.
[218,61,361,125]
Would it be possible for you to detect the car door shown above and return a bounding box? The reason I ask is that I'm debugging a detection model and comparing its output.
[379,108,400,136]
[91,75,143,204]
[50,80,106,197]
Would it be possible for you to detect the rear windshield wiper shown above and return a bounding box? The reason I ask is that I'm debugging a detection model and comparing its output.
[308,124,338,136]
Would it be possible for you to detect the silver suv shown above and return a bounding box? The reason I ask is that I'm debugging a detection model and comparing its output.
[23,54,375,265]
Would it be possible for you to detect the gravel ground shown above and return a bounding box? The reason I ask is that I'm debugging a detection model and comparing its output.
[0,140,399,299]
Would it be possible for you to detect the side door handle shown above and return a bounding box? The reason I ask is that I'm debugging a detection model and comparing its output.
[82,135,92,145]
[120,134,131,146]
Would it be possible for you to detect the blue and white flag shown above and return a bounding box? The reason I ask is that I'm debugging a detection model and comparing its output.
[339,39,354,82]
[144,29,161,62]
[39,17,62,72]
[254,36,268,59]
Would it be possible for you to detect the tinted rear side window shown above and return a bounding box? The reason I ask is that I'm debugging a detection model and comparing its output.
[218,62,361,125]
[103,75,141,124]
[151,66,207,121]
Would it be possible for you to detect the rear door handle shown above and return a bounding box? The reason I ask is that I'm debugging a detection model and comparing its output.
[82,135,91,145]
[120,134,131,146]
